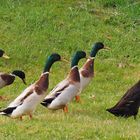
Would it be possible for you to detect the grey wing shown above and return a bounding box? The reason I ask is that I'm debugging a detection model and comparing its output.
[8,85,34,108]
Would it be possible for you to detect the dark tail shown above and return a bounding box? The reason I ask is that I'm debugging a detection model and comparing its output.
[41,98,54,107]
[106,108,118,114]
[106,108,112,113]
[0,107,17,116]
[106,107,126,118]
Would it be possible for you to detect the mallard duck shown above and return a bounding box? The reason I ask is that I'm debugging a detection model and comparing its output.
[0,53,61,120]
[106,80,140,119]
[0,49,10,59]
[41,51,86,112]
[75,42,110,102]
[0,70,26,89]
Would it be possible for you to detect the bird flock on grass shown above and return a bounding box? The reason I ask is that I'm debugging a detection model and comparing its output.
[0,42,140,120]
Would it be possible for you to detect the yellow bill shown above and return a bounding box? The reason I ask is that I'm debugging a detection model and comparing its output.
[104,46,111,50]
[2,53,10,59]
[61,58,69,63]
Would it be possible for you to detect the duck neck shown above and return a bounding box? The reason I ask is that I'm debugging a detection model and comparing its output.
[71,56,79,68]
[90,47,99,58]
[43,60,53,73]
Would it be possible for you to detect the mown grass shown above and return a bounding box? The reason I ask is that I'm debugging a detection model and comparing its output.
[0,0,140,139]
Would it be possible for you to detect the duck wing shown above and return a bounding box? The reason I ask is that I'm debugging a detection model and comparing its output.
[0,85,35,116]
[41,79,69,107]
[8,84,35,108]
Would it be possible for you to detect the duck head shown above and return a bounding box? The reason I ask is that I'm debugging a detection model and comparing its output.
[71,51,86,68]
[0,49,10,59]
[43,53,61,73]
[90,42,110,58]
[12,70,26,84]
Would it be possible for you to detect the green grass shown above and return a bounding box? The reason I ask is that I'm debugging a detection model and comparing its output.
[0,0,140,139]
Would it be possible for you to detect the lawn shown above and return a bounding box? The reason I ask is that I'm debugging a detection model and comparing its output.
[0,0,140,139]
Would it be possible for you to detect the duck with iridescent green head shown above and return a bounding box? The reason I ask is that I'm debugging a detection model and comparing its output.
[41,51,86,112]
[75,42,110,102]
[0,53,61,120]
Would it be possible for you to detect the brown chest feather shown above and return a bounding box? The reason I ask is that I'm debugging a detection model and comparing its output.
[68,67,80,83]
[81,59,94,78]
[35,73,49,93]
[1,74,15,85]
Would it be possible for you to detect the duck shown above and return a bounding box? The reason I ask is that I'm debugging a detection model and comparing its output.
[0,70,26,89]
[41,51,86,112]
[0,53,61,120]
[75,42,110,102]
[106,80,140,119]
[0,49,10,59]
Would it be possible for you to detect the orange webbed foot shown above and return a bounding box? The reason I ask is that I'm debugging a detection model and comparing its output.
[63,106,68,113]
[75,95,80,102]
